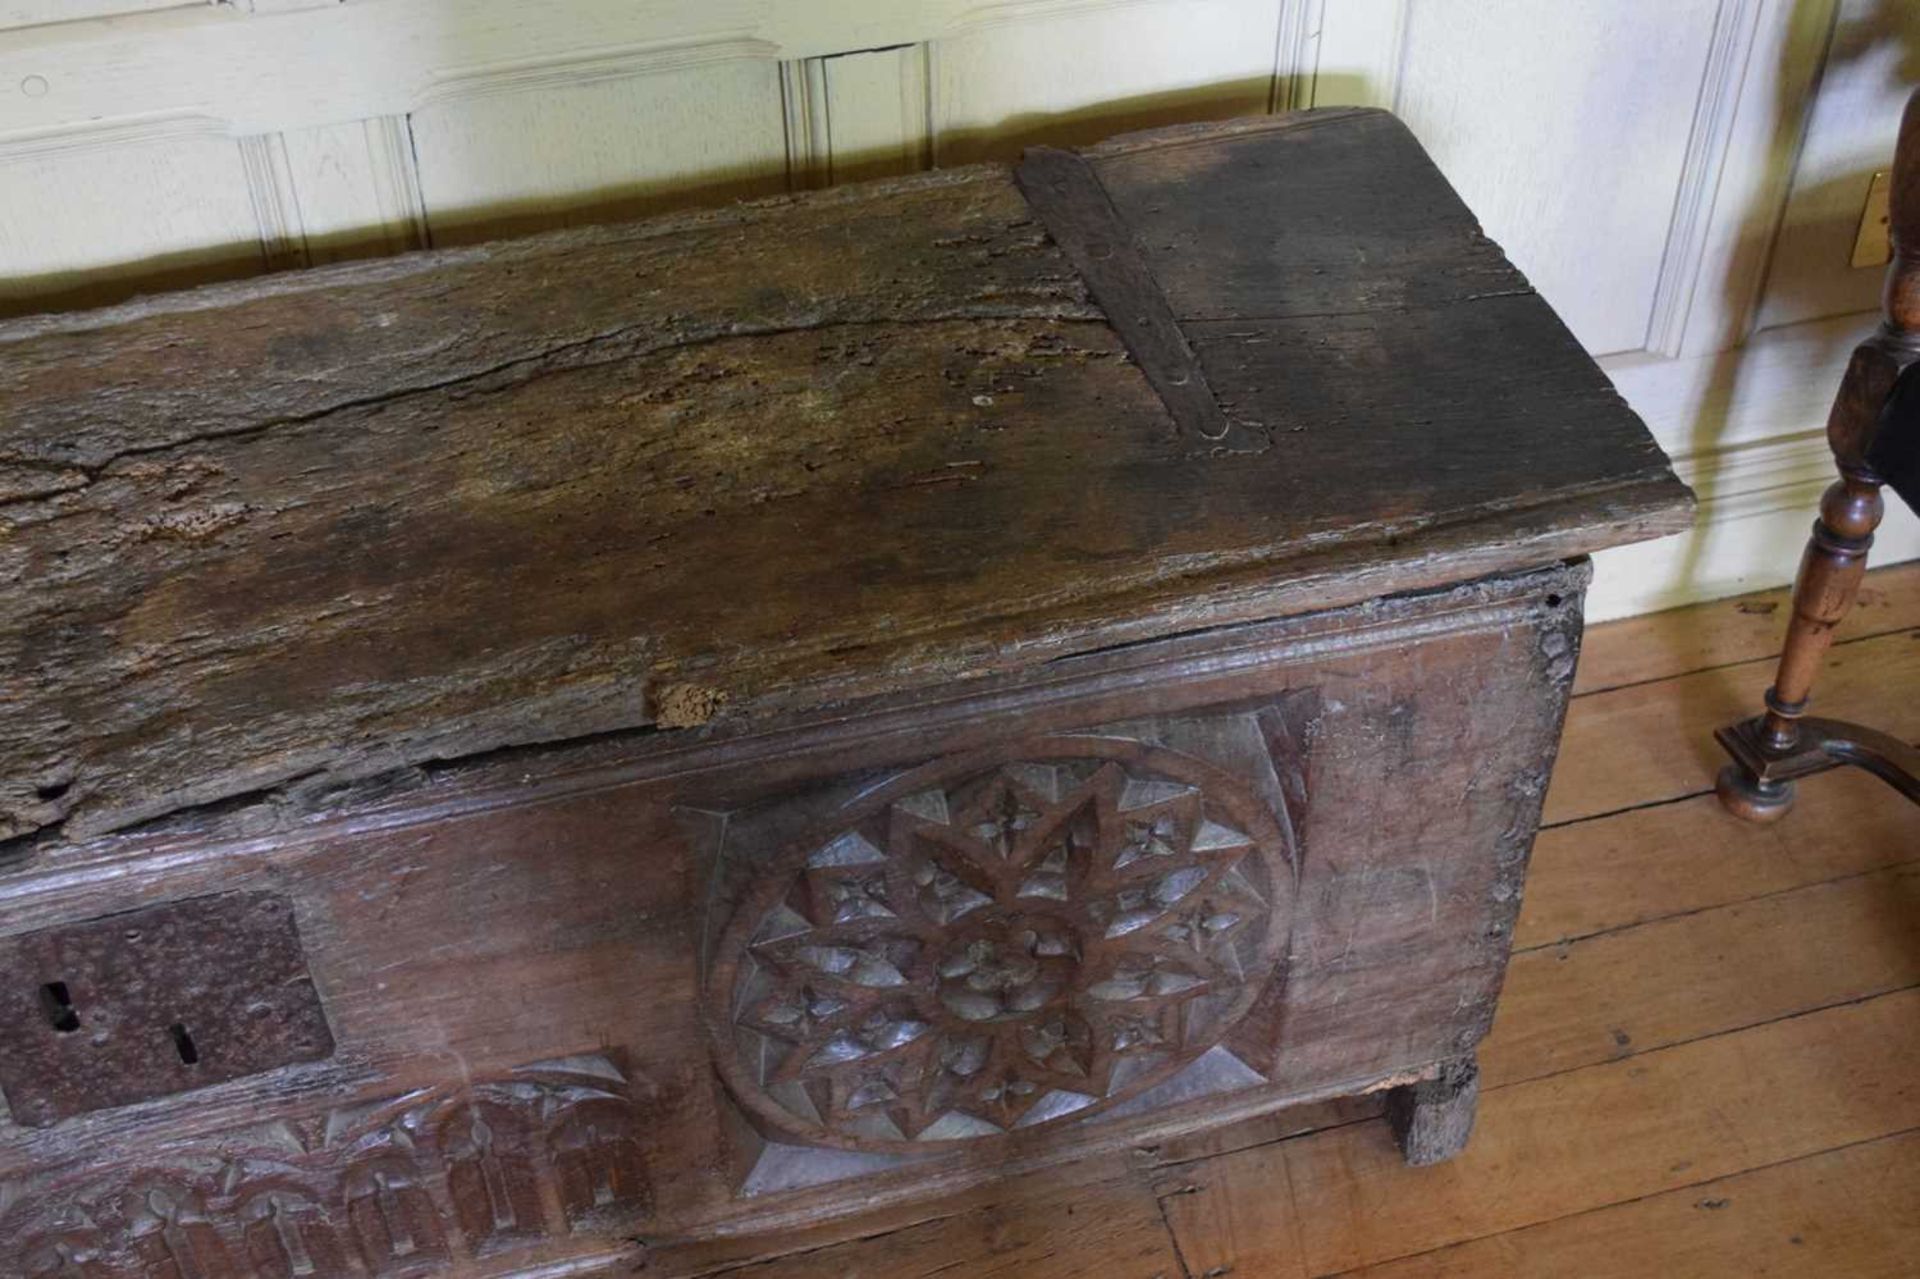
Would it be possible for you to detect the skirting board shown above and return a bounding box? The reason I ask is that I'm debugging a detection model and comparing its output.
[1588,308,1919,622]
[1587,432,1920,623]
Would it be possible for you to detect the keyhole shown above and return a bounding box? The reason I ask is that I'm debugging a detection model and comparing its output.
[168,1022,199,1065]
[39,981,80,1033]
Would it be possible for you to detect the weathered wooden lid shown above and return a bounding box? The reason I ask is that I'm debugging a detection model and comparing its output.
[0,109,1690,845]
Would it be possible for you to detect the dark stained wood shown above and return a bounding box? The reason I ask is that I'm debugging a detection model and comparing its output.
[643,1149,1177,1279]
[5,1054,655,1278]
[0,109,1689,848]
[1185,297,1673,518]
[1721,713,1920,809]
[1086,112,1527,320]
[0,108,1692,1278]
[1013,145,1253,450]
[1717,87,1920,819]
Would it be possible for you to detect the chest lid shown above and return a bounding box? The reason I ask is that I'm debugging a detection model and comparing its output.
[0,109,1690,845]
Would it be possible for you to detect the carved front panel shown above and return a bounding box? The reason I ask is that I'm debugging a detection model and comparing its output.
[0,565,1580,1249]
[0,1055,650,1278]
[707,732,1302,1156]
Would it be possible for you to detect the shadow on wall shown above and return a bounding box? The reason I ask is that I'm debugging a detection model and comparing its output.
[0,241,268,322]
[1677,0,1917,522]
[0,75,1287,321]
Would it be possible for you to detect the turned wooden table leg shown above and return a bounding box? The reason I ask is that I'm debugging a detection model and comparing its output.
[1388,1055,1479,1167]
[1717,85,1920,820]
[1716,471,1885,821]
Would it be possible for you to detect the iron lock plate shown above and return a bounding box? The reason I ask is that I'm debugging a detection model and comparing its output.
[0,890,334,1128]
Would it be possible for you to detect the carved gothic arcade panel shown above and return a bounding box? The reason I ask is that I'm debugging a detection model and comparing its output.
[1,1054,651,1278]
[704,706,1314,1177]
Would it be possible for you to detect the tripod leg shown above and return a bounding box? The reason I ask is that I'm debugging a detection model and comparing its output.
[1717,472,1884,820]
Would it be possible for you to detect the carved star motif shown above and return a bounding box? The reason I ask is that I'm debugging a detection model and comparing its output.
[727,752,1281,1145]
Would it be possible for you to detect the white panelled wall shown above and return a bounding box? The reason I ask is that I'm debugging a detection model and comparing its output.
[1,0,1914,620]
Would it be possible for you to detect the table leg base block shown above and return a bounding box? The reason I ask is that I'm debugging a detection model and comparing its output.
[1715,762,1797,823]
[1387,1055,1480,1167]
[1716,715,1920,820]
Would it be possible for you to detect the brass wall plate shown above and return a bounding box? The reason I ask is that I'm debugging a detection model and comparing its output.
[1853,170,1893,270]
[0,891,334,1127]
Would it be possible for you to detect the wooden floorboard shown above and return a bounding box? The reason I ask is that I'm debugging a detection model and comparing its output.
[1570,561,1920,696]
[1163,990,1920,1276]
[707,565,1920,1278]
[1543,624,1920,825]
[1518,767,1920,949]
[705,1169,1184,1278]
[1482,864,1920,1088]
[654,1154,1169,1278]
[1342,1130,1920,1278]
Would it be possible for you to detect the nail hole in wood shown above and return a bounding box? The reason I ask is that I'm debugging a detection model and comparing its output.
[168,1022,199,1065]
[39,982,79,1033]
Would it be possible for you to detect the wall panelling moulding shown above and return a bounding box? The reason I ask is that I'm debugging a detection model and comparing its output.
[406,38,790,243]
[0,0,198,32]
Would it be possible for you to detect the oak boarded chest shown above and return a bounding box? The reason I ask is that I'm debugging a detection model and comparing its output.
[0,108,1692,1276]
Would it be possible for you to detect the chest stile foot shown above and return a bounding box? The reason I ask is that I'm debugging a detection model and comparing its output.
[1387,1055,1481,1168]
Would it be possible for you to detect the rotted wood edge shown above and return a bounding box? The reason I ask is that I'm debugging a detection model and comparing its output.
[2,561,1593,883]
[1015,145,1264,453]
[0,479,1673,856]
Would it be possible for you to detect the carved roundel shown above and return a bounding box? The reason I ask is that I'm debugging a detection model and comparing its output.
[708,737,1296,1151]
